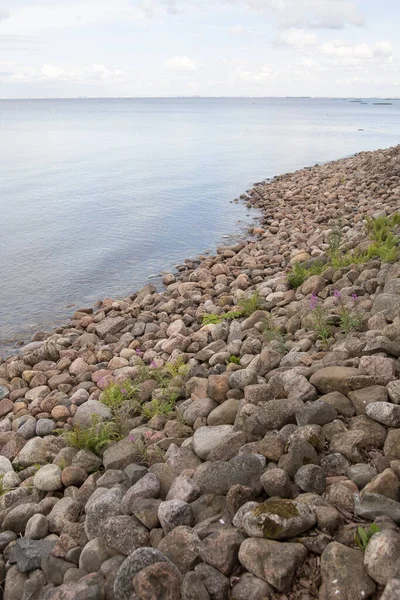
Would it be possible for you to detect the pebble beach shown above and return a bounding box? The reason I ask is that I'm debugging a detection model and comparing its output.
[1,145,400,599]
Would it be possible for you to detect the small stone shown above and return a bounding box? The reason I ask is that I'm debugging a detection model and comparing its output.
[158,499,193,533]
[199,528,245,575]
[61,466,87,487]
[296,400,337,426]
[194,454,265,495]
[260,468,292,498]
[365,402,400,427]
[121,473,160,513]
[193,425,236,460]
[25,514,48,539]
[166,475,201,503]
[132,561,182,600]
[346,464,378,489]
[231,573,273,600]
[158,526,201,574]
[355,492,400,523]
[229,369,258,390]
[114,547,174,600]
[36,418,56,436]
[73,400,112,428]
[101,515,150,555]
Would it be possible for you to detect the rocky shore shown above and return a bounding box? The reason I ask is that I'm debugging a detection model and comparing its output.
[1,145,400,600]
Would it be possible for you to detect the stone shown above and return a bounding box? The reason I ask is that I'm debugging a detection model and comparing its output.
[10,538,56,573]
[295,464,326,494]
[41,555,77,586]
[102,437,142,470]
[131,498,161,529]
[33,464,62,491]
[194,454,265,495]
[114,547,173,600]
[132,561,182,600]
[181,572,211,600]
[3,565,27,600]
[320,542,376,600]
[79,537,114,573]
[364,530,400,585]
[3,503,44,534]
[47,497,80,534]
[387,380,400,404]
[61,465,87,487]
[0,397,13,417]
[121,473,160,513]
[95,316,126,338]
[240,498,316,539]
[229,369,258,390]
[365,402,400,427]
[371,293,400,321]
[231,573,273,600]
[320,391,355,417]
[348,385,388,415]
[25,514,49,539]
[193,425,236,460]
[73,400,112,428]
[330,430,370,463]
[158,526,201,574]
[362,468,399,500]
[279,370,318,401]
[15,437,47,467]
[310,366,361,395]
[72,448,102,472]
[384,429,400,460]
[100,515,150,555]
[158,499,193,533]
[166,475,201,503]
[182,397,218,426]
[84,487,125,540]
[359,355,396,386]
[355,493,400,523]
[207,398,239,426]
[347,464,378,489]
[199,528,245,575]
[207,374,230,404]
[36,418,56,436]
[245,398,303,436]
[296,400,337,426]
[239,538,307,592]
[381,578,400,600]
[194,563,230,600]
[260,468,292,498]
[0,455,13,475]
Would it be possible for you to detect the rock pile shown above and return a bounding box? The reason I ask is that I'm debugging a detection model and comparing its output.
[1,146,400,599]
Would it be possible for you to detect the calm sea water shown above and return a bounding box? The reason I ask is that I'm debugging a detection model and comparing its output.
[1,97,400,353]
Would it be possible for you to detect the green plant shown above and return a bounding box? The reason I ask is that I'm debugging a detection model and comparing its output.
[310,294,332,348]
[140,393,177,420]
[101,380,139,414]
[202,313,222,325]
[328,219,343,261]
[226,355,241,365]
[238,292,263,317]
[59,416,122,456]
[164,356,189,379]
[287,261,325,289]
[355,524,381,550]
[263,313,288,355]
[333,290,364,334]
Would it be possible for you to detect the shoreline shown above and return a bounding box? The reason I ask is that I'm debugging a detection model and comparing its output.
[1,145,400,598]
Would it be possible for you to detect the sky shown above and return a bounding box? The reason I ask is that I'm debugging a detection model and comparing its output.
[0,0,399,98]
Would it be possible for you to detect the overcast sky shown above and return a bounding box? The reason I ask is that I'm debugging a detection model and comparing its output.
[0,0,399,98]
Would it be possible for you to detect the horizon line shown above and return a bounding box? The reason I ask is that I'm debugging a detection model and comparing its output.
[1,95,400,101]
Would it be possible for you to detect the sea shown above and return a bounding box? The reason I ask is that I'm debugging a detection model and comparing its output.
[1,97,400,355]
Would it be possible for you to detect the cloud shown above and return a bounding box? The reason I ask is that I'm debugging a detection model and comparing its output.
[321,40,393,61]
[0,9,10,22]
[1,62,130,84]
[277,28,317,49]
[164,56,197,70]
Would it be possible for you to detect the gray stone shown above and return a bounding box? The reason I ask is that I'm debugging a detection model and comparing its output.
[25,514,49,539]
[72,448,102,472]
[158,526,201,574]
[365,402,400,427]
[346,464,378,489]
[0,455,14,475]
[102,437,142,470]
[182,397,218,426]
[10,538,56,573]
[244,398,303,437]
[240,498,316,540]
[3,503,44,534]
[371,293,400,321]
[36,419,56,436]
[121,473,160,513]
[181,572,211,600]
[296,400,337,426]
[231,573,273,600]
[100,515,149,555]
[199,528,245,576]
[158,499,193,533]
[387,380,400,404]
[194,563,230,600]
[166,475,201,503]
[0,531,17,551]
[47,497,80,533]
[3,565,27,600]
[260,468,292,498]
[295,464,326,494]
[193,425,236,460]
[310,366,361,395]
[355,493,400,523]
[194,454,265,495]
[348,386,388,415]
[73,400,112,428]
[229,369,258,390]
[207,398,240,426]
[95,316,127,338]
[15,437,47,467]
[79,538,115,573]
[84,487,125,539]
[320,542,375,600]
[124,463,148,485]
[239,537,307,592]
[381,578,400,600]
[114,547,173,600]
[33,464,62,491]
[41,555,77,586]
[364,530,400,585]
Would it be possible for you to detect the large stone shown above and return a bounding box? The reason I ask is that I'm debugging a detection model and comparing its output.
[33,464,62,491]
[194,454,265,495]
[79,538,115,573]
[114,547,173,600]
[121,473,160,513]
[73,400,112,428]
[95,316,127,338]
[193,425,236,460]
[239,538,307,592]
[371,293,400,321]
[240,498,316,540]
[199,528,245,576]
[364,530,400,585]
[158,526,201,574]
[359,355,396,385]
[100,515,150,555]
[132,561,182,600]
[84,487,125,539]
[365,402,400,427]
[229,369,258,390]
[10,538,56,573]
[355,493,400,523]
[158,499,193,533]
[231,573,273,600]
[296,400,337,426]
[244,398,303,437]
[14,437,47,467]
[294,464,326,494]
[310,366,361,395]
[102,437,142,470]
[320,542,376,600]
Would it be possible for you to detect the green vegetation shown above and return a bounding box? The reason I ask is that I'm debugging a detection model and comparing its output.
[100,380,140,414]
[202,292,263,325]
[226,355,241,365]
[262,313,288,355]
[58,416,122,456]
[287,260,325,289]
[355,524,381,550]
[287,213,400,289]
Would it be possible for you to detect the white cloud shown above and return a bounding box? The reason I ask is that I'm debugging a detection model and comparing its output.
[277,28,317,49]
[164,56,197,71]
[321,40,393,62]
[2,62,130,84]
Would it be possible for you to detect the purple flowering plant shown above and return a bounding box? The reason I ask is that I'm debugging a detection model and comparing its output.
[309,291,331,348]
[333,289,363,333]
